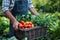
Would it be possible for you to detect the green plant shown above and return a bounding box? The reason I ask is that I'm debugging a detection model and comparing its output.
[0,16,10,35]
[32,0,60,12]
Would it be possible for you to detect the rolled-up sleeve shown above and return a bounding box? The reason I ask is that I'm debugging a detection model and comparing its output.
[28,0,34,8]
[2,0,10,12]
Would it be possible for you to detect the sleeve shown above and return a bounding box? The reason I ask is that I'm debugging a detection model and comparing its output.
[2,0,10,12]
[28,0,34,8]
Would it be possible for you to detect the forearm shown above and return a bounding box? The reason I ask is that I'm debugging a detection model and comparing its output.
[4,10,17,23]
[29,7,38,16]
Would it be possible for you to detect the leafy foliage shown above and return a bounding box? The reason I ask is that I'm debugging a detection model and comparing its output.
[0,16,10,35]
[32,0,60,12]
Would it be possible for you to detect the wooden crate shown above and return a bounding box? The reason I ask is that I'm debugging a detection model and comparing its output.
[15,26,47,40]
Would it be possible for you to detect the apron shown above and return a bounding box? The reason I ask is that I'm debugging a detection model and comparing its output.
[9,0,28,37]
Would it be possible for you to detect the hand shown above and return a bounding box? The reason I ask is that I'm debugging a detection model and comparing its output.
[13,21,19,31]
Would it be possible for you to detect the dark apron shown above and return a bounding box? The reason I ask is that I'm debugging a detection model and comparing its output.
[9,0,28,37]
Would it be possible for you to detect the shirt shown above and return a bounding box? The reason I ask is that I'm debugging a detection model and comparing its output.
[2,0,34,12]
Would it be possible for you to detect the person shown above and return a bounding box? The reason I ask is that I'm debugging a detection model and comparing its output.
[2,0,39,38]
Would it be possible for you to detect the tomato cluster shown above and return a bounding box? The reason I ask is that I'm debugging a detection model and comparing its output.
[18,21,34,29]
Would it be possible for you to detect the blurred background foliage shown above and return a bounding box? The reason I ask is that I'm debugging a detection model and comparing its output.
[0,0,2,15]
[32,0,60,13]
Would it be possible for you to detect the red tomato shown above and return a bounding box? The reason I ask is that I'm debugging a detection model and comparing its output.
[24,24,27,28]
[28,24,32,28]
[20,20,25,25]
[19,23,23,28]
[20,27,24,29]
